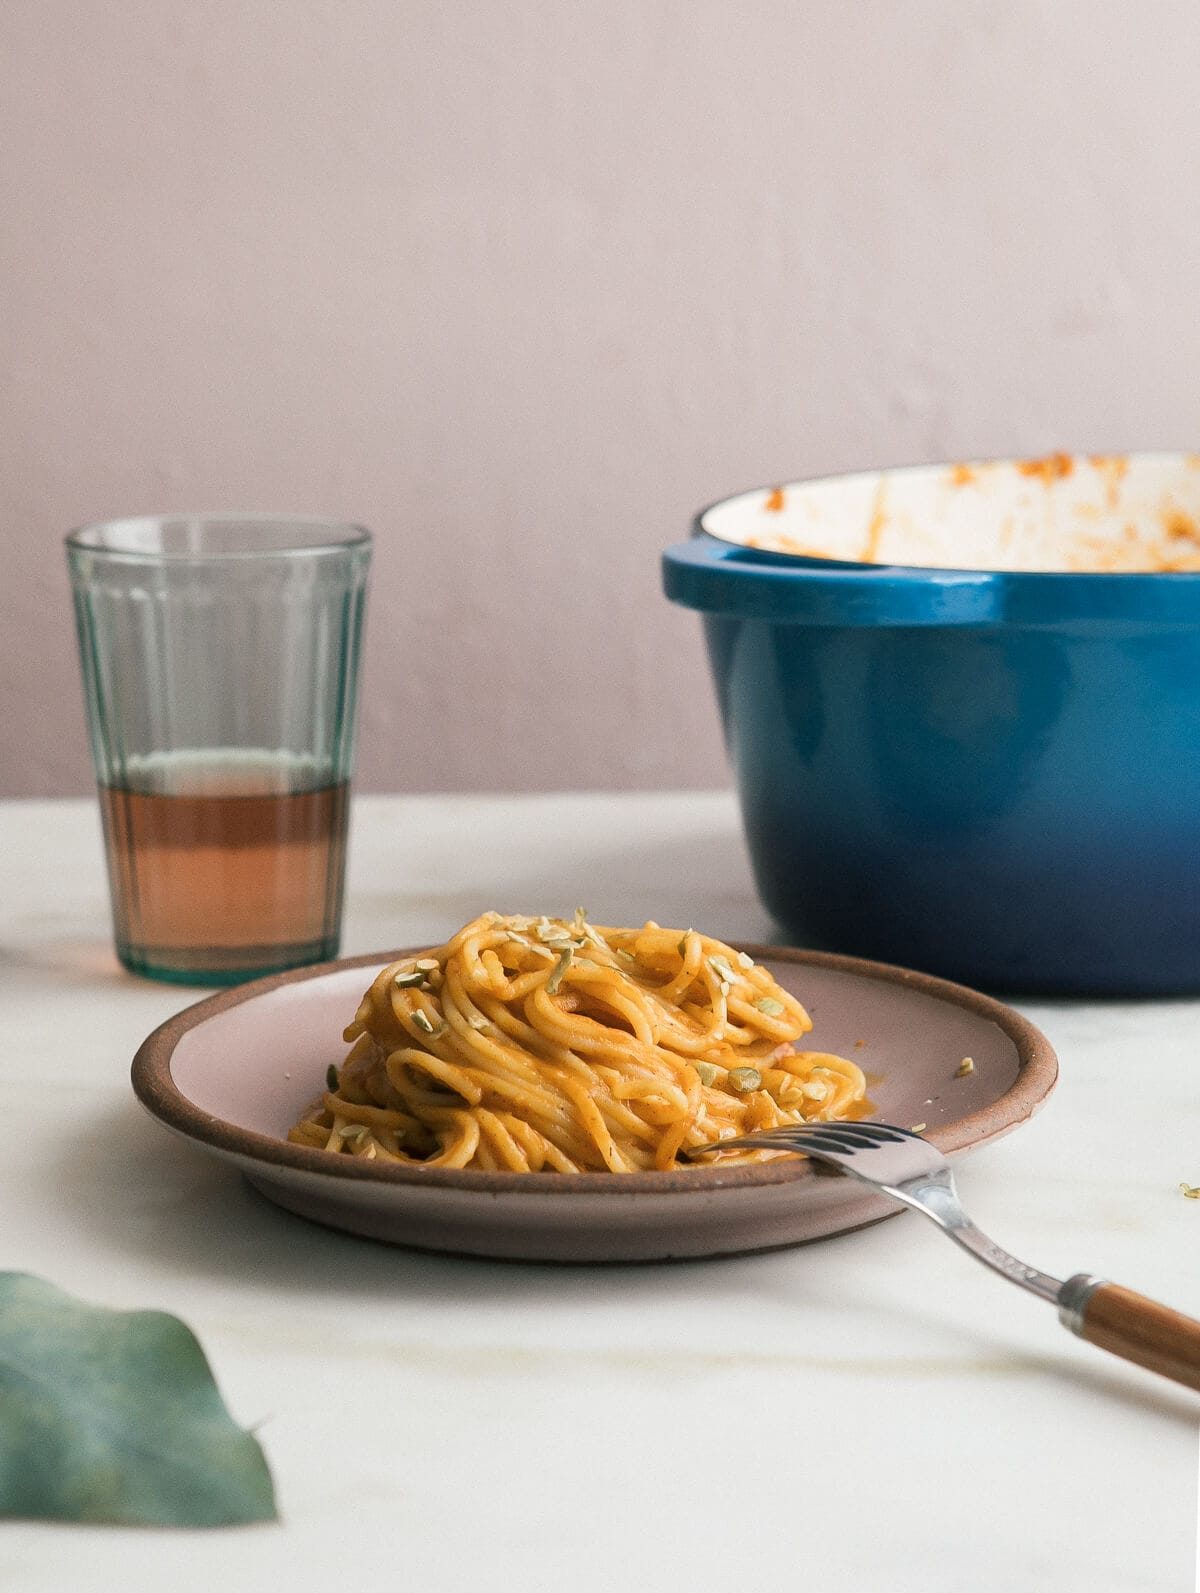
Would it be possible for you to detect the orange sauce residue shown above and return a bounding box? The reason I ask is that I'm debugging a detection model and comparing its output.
[764,486,786,512]
[860,483,888,562]
[1068,511,1200,572]
[1089,453,1128,507]
[1017,452,1074,484]
[948,462,976,486]
[1164,509,1199,542]
[1156,509,1200,569]
[747,535,829,558]
[1067,530,1133,572]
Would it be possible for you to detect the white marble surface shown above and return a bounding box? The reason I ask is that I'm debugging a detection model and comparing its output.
[1,795,1197,1592]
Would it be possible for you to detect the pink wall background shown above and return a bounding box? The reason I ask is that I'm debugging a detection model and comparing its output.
[4,1,1200,797]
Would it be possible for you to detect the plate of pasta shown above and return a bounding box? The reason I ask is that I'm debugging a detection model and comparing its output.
[132,912,1057,1261]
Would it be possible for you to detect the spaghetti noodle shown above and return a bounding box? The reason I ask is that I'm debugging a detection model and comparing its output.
[288,911,867,1172]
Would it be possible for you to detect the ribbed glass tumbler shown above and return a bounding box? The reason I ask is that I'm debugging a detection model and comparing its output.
[66,514,371,984]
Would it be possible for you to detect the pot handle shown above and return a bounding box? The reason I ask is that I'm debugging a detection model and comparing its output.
[661,533,999,627]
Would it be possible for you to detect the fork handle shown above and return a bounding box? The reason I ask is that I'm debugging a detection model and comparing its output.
[1059,1274,1200,1392]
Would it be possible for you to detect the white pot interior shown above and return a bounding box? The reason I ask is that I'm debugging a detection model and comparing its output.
[701,453,1200,572]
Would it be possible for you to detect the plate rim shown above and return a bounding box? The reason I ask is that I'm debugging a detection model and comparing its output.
[131,943,1058,1199]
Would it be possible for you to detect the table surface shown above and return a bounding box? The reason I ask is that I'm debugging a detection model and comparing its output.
[1,794,1197,1592]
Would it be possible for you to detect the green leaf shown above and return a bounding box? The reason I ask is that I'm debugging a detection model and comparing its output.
[0,1273,277,1527]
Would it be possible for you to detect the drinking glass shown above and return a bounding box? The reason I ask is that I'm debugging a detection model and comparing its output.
[66,514,372,984]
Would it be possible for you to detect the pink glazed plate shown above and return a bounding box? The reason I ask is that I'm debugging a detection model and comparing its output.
[131,945,1058,1262]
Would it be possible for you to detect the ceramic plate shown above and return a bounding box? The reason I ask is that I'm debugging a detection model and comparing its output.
[131,946,1057,1262]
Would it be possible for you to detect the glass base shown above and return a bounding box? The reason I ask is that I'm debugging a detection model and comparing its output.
[117,938,341,987]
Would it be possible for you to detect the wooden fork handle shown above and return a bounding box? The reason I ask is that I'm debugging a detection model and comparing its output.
[1059,1274,1200,1392]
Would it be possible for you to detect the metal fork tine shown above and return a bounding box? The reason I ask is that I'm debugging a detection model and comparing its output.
[687,1121,919,1162]
[810,1123,915,1144]
[691,1131,830,1158]
[802,1125,908,1148]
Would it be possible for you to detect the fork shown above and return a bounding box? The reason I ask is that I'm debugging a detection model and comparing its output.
[688,1121,1200,1393]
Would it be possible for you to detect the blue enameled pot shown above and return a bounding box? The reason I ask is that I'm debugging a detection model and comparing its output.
[663,454,1200,993]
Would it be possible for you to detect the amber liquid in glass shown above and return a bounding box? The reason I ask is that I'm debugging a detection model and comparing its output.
[98,754,349,983]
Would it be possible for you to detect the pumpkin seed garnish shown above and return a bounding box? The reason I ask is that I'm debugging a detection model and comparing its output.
[546,946,573,994]
[728,1066,762,1093]
[754,996,785,1016]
